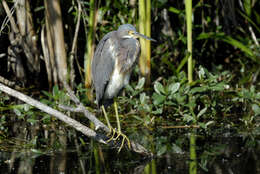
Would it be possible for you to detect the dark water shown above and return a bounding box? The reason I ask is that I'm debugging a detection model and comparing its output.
[0,137,259,174]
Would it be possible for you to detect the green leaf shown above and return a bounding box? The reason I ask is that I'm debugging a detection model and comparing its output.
[79,138,86,145]
[169,7,181,14]
[52,85,59,96]
[140,92,146,104]
[183,114,194,122]
[252,104,260,115]
[31,149,44,155]
[27,118,38,124]
[210,82,225,91]
[142,104,152,112]
[13,108,21,116]
[256,92,260,100]
[243,0,251,16]
[196,32,220,40]
[168,82,180,94]
[178,71,187,82]
[125,84,134,93]
[220,36,255,59]
[197,107,207,118]
[174,93,187,105]
[157,145,167,156]
[254,11,260,26]
[154,82,165,95]
[199,122,206,129]
[40,99,51,105]
[152,108,163,114]
[205,121,215,127]
[238,10,260,33]
[135,77,145,90]
[177,53,189,73]
[34,6,44,12]
[172,143,183,154]
[196,32,255,61]
[23,104,30,112]
[190,86,208,94]
[42,90,53,98]
[198,66,206,79]
[165,101,176,106]
[42,114,51,123]
[152,93,166,105]
[133,115,143,122]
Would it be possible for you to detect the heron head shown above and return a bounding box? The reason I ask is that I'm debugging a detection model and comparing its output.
[118,24,156,42]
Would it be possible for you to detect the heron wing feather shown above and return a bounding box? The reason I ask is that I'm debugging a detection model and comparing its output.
[119,39,140,73]
[91,32,116,105]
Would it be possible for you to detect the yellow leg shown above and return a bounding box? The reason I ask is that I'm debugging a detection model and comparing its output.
[114,101,121,133]
[101,102,131,153]
[101,105,112,131]
[113,100,131,152]
[101,105,116,142]
[101,105,116,139]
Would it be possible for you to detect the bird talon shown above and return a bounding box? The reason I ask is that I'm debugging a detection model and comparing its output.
[117,133,131,153]
[105,128,131,153]
[106,128,116,143]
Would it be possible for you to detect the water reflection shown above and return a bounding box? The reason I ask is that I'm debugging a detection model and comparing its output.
[0,141,259,174]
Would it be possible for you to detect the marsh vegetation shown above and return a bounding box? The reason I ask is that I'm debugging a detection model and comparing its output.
[0,0,259,173]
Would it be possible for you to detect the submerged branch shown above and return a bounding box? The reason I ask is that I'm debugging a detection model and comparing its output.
[62,82,108,132]
[62,82,152,156]
[0,82,104,143]
[0,82,152,156]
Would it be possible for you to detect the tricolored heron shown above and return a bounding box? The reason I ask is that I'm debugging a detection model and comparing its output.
[91,24,156,152]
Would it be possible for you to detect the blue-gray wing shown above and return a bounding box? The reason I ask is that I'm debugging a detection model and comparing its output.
[91,31,117,105]
[119,39,140,73]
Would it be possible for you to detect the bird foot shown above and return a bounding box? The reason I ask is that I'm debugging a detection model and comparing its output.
[106,128,131,153]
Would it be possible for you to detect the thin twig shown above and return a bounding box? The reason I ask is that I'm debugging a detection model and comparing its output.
[248,25,259,46]
[1,0,19,33]
[0,1,16,35]
[71,0,82,54]
[161,125,200,129]
[41,25,53,88]
[69,0,82,86]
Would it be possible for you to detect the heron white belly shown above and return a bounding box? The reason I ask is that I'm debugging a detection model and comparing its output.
[104,67,130,99]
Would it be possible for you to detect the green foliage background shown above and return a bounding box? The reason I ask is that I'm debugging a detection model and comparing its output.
[0,0,259,172]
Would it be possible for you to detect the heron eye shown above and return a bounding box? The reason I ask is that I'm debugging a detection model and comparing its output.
[128,31,133,35]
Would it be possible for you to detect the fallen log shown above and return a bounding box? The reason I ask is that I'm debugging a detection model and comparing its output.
[0,82,152,156]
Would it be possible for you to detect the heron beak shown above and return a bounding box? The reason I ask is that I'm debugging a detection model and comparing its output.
[133,31,156,42]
